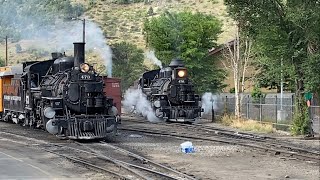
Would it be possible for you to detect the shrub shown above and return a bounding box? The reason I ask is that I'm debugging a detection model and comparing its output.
[251,85,263,102]
[147,7,154,16]
[291,98,311,135]
[229,87,235,93]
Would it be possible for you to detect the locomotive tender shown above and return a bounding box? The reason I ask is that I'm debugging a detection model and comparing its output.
[0,42,118,139]
[139,59,202,123]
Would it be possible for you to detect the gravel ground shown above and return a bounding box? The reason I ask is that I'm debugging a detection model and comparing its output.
[117,115,320,180]
[114,130,319,180]
[0,123,114,180]
[196,118,320,150]
[0,120,319,180]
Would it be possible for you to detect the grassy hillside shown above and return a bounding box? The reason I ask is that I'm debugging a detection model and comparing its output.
[0,0,235,66]
[78,0,236,47]
[0,0,237,89]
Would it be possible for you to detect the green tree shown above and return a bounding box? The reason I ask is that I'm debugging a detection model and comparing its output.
[225,0,320,134]
[111,42,145,92]
[144,11,226,93]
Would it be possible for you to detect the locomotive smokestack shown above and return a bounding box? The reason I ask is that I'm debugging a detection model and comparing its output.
[74,42,85,68]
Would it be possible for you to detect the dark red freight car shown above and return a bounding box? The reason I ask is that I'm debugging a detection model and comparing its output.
[102,77,121,117]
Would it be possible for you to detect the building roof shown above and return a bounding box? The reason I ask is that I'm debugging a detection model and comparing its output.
[208,39,236,56]
[0,64,23,77]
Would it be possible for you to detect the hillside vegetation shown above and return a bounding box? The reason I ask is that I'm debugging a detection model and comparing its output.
[78,0,235,47]
[0,0,235,68]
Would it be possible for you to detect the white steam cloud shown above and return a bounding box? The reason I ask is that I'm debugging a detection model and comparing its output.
[201,92,219,115]
[122,88,161,122]
[50,21,113,77]
[4,19,113,76]
[145,50,163,69]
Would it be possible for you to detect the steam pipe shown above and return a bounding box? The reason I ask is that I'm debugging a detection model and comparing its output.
[74,42,85,68]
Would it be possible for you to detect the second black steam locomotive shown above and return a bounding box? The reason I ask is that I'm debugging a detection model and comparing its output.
[0,42,118,139]
[139,59,202,123]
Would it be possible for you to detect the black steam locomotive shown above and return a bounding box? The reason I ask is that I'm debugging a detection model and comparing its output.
[139,59,202,123]
[0,42,118,139]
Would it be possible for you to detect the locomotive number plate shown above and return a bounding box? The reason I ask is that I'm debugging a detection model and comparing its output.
[112,83,120,88]
[79,74,92,80]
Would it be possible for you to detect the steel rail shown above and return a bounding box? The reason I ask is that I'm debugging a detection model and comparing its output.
[99,141,197,180]
[120,126,319,162]
[121,117,320,156]
[72,142,184,180]
[40,148,129,179]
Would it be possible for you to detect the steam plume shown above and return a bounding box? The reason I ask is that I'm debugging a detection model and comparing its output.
[0,3,113,77]
[122,88,161,122]
[51,21,113,77]
[145,50,163,69]
[201,92,219,115]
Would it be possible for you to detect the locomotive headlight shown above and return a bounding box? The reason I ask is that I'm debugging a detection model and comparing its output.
[177,70,186,78]
[153,100,161,108]
[80,63,90,73]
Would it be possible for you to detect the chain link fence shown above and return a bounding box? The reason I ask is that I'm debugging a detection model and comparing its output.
[208,93,319,134]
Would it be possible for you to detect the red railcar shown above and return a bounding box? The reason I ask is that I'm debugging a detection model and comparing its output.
[102,77,121,116]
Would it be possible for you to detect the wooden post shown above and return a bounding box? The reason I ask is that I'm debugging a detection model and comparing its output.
[5,36,8,66]
[275,95,278,124]
[259,96,262,123]
[211,103,215,122]
[246,95,249,119]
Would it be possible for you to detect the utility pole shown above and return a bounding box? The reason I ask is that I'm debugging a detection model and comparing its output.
[277,58,285,122]
[280,58,283,110]
[5,36,8,66]
[83,19,85,43]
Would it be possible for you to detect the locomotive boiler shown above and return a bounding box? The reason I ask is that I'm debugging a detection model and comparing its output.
[139,59,202,122]
[0,42,118,139]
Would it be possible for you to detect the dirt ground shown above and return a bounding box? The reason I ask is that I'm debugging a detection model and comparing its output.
[0,138,108,180]
[0,121,319,180]
[114,128,319,180]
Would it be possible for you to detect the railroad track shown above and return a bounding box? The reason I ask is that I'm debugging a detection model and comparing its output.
[120,116,320,162]
[0,130,196,180]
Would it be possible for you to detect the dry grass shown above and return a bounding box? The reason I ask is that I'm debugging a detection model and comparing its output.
[221,115,275,133]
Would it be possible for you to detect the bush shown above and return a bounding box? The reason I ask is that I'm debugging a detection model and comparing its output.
[291,98,311,135]
[229,87,235,93]
[251,85,263,102]
[147,7,154,16]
